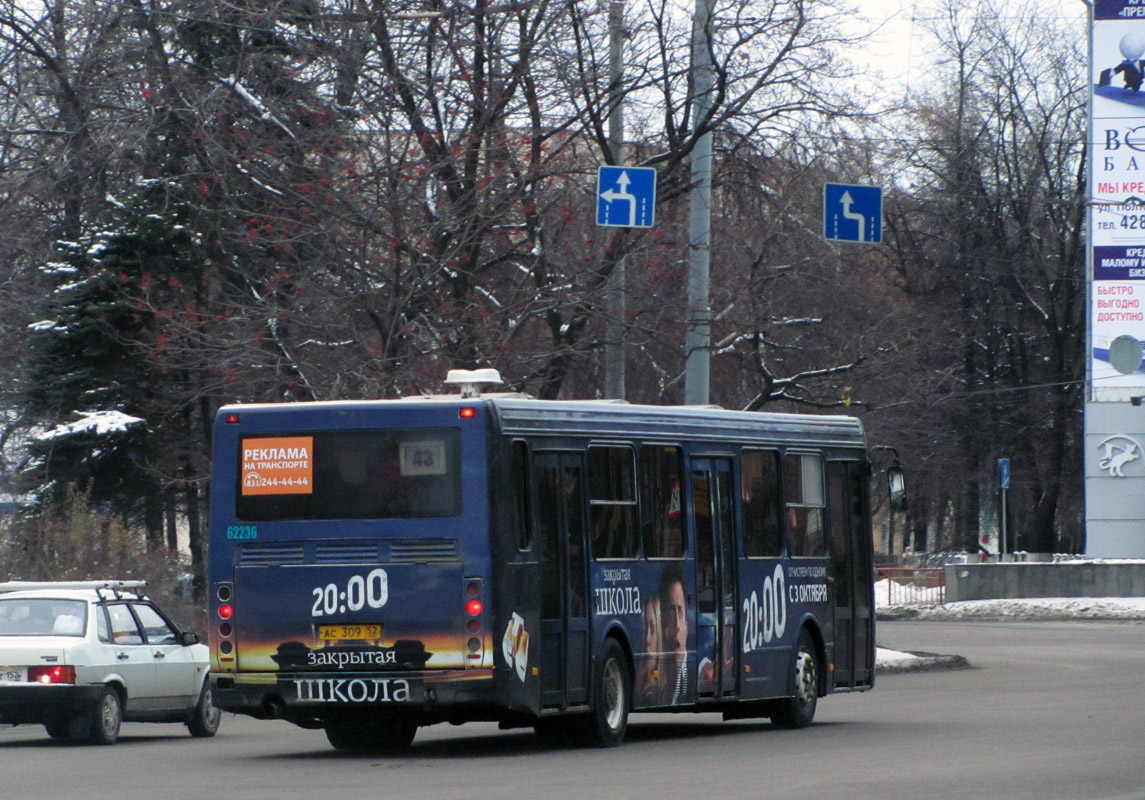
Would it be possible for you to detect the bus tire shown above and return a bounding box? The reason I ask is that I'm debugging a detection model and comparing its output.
[325,718,417,753]
[771,627,819,729]
[533,717,573,749]
[325,722,362,751]
[582,638,630,747]
[375,718,417,752]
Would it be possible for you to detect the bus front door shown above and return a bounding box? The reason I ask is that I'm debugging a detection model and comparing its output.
[828,460,874,688]
[536,452,590,709]
[691,457,739,700]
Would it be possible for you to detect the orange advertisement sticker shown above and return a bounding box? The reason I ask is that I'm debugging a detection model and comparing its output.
[241,436,314,496]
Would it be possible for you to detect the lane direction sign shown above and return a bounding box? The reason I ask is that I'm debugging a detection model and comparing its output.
[597,166,657,228]
[824,182,883,244]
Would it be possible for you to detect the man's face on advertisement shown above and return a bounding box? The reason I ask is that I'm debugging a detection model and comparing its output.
[665,580,687,658]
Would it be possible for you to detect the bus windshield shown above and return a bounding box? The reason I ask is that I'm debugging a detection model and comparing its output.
[235,427,462,521]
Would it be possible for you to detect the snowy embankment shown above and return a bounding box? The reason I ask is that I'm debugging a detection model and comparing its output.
[873,579,1145,672]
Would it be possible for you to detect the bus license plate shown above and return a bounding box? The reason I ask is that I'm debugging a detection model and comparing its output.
[316,623,383,641]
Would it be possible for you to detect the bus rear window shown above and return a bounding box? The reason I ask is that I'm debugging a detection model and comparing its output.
[235,428,461,521]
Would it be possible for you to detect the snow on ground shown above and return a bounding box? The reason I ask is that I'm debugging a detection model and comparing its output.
[873,581,1145,672]
[884,596,1145,622]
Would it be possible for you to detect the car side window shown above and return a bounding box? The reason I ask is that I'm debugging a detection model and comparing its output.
[97,607,112,643]
[132,603,178,645]
[106,603,144,645]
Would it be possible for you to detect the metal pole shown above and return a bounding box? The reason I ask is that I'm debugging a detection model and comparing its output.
[685,0,714,405]
[604,0,626,400]
[1000,487,1008,562]
[998,457,1010,562]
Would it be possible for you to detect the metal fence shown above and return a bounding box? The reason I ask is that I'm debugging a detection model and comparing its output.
[874,567,946,606]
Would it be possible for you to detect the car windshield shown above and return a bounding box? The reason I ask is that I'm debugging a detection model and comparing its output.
[0,598,87,636]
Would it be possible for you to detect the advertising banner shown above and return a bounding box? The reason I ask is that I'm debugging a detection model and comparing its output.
[1092,0,1145,399]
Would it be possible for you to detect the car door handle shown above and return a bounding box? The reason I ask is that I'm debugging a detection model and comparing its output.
[117,653,130,660]
[153,652,166,659]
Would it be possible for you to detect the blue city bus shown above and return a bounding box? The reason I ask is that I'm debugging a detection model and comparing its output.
[207,370,879,750]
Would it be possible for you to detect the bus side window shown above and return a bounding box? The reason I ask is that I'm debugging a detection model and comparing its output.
[510,441,532,550]
[639,445,684,558]
[588,446,638,559]
[784,453,826,557]
[742,449,782,557]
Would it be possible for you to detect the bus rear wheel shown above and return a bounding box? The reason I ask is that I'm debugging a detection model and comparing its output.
[325,717,417,753]
[581,638,630,747]
[771,627,819,729]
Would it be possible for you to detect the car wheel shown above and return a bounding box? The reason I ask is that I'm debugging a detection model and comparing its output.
[187,681,222,738]
[89,686,122,745]
[771,627,819,729]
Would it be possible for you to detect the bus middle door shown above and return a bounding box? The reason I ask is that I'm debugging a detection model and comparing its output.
[535,452,590,709]
[691,457,739,700]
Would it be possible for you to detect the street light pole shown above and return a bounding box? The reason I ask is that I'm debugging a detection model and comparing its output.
[685,0,714,405]
[604,0,627,400]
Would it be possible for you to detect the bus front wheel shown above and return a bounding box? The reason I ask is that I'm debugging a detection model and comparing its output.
[582,638,630,747]
[771,627,819,729]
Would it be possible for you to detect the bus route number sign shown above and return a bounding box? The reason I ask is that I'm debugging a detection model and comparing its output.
[400,440,447,476]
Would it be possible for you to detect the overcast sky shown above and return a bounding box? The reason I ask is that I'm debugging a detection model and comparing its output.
[852,0,1090,90]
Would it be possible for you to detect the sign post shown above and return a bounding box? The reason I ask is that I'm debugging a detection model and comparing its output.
[998,458,1011,561]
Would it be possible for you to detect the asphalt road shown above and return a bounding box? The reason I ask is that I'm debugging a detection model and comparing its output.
[2,620,1143,800]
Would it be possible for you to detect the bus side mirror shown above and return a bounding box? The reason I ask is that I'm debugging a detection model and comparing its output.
[887,465,907,512]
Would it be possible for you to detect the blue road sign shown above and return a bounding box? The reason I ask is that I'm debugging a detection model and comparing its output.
[824,182,882,243]
[999,458,1011,490]
[597,166,656,228]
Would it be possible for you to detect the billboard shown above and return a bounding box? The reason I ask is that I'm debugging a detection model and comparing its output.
[1087,0,1145,556]
[1091,0,1145,400]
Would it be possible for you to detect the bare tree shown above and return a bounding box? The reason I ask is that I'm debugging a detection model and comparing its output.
[878,0,1086,553]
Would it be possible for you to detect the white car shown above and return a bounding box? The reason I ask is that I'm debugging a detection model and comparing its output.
[0,580,220,744]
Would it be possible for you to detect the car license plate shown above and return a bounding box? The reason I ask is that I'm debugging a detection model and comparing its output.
[317,623,383,641]
[2,667,25,682]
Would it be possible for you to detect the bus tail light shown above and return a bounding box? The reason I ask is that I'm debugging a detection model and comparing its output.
[215,583,236,664]
[29,665,76,684]
[464,579,485,666]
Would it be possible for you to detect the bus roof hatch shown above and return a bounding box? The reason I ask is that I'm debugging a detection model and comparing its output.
[444,368,503,398]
